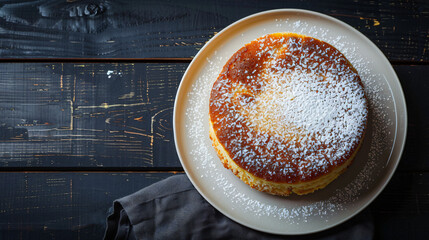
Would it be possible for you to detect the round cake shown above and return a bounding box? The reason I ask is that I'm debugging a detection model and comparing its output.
[209,33,368,196]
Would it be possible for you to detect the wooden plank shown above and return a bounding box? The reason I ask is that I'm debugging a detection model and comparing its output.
[0,63,427,170]
[373,214,428,240]
[394,65,429,171]
[0,171,427,240]
[0,63,187,168]
[0,172,177,240]
[371,172,429,239]
[0,0,427,61]
[371,172,429,214]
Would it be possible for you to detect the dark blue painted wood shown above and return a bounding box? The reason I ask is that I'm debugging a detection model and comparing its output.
[0,64,427,171]
[0,1,426,239]
[0,171,427,240]
[0,63,186,168]
[0,0,427,61]
[0,172,177,240]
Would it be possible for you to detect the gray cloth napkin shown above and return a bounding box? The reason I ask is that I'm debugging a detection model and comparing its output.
[104,174,373,240]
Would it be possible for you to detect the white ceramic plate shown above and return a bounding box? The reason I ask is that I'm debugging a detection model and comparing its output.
[173,9,407,235]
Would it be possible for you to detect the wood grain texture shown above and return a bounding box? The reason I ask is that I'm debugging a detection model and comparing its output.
[371,172,429,239]
[0,0,427,61]
[0,63,186,168]
[0,171,426,240]
[0,63,427,170]
[394,65,429,171]
[0,1,426,239]
[0,172,177,240]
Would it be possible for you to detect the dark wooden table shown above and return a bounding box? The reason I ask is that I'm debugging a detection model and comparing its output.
[0,1,427,239]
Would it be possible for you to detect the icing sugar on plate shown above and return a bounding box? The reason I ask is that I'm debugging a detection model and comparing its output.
[174,9,407,235]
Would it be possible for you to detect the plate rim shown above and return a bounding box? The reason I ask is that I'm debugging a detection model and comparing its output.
[173,8,408,235]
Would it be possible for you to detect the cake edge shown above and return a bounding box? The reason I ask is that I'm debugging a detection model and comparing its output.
[209,120,365,196]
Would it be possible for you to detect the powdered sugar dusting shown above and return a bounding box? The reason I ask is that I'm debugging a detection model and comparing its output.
[210,33,367,181]
[182,18,397,226]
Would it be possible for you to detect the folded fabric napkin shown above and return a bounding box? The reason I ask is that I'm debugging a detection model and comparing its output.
[104,174,373,240]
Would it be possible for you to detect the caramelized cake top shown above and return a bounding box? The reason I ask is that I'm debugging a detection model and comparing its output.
[209,33,368,183]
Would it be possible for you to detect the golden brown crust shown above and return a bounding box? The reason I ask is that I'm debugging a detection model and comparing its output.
[210,120,363,196]
[209,33,368,196]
